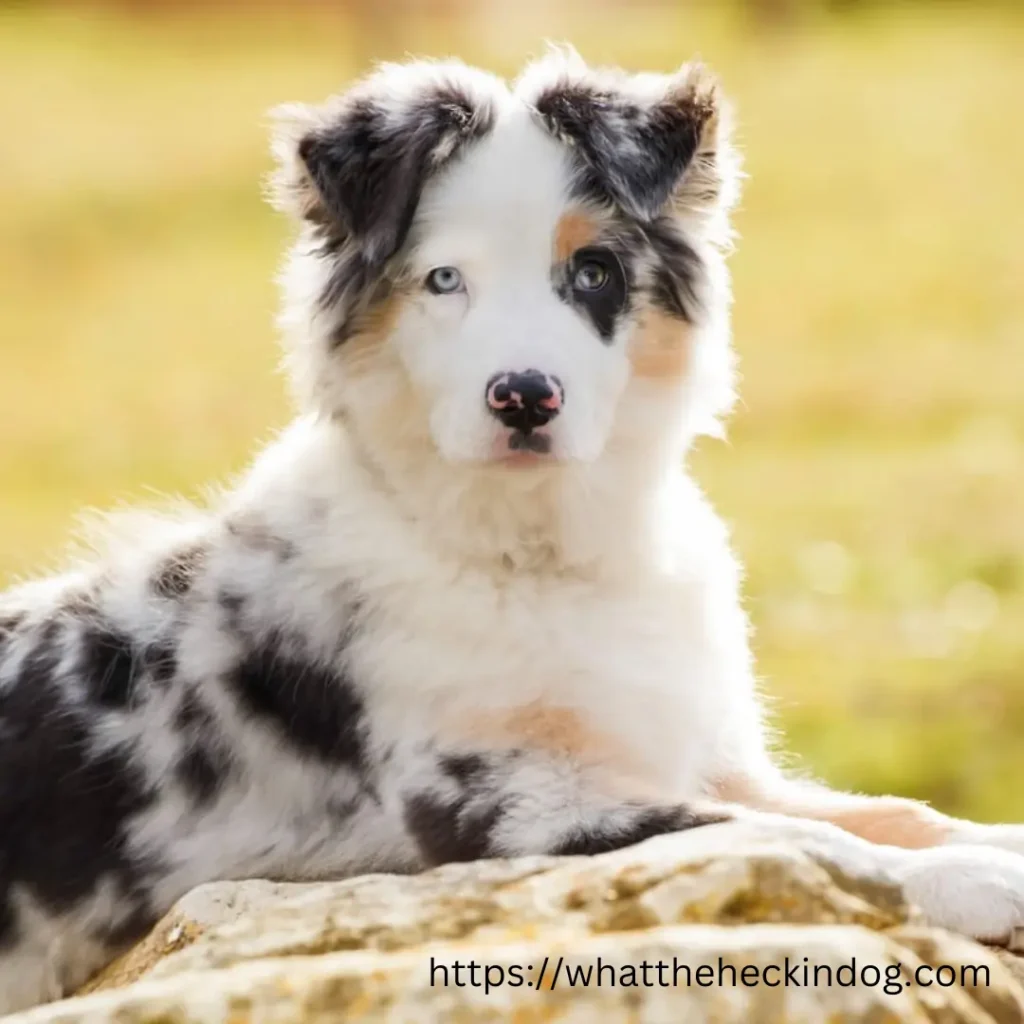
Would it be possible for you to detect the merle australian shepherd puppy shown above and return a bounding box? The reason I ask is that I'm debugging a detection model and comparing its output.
[2,48,1024,1011]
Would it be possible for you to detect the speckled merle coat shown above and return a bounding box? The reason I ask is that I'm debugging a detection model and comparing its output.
[5,47,1024,1012]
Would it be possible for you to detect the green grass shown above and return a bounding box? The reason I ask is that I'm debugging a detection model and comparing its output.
[1,3,1022,820]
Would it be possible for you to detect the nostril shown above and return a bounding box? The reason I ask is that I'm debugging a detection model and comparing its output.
[485,373,515,412]
[538,375,564,412]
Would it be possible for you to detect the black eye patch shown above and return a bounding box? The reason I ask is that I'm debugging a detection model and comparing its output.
[560,246,630,342]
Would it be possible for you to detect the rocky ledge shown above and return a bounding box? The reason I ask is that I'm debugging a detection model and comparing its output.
[7,821,1024,1022]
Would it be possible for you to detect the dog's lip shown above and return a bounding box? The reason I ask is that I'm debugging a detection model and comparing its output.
[507,429,551,455]
[507,428,548,452]
[481,428,560,466]
[496,450,552,467]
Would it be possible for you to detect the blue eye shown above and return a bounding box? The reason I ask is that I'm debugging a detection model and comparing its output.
[426,266,464,295]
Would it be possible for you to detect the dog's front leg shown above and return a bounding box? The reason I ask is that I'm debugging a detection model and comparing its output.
[714,769,1024,942]
[400,749,1024,942]
[401,749,733,863]
[714,768,1024,856]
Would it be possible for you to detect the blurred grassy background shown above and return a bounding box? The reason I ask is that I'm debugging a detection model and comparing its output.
[1,1,1022,820]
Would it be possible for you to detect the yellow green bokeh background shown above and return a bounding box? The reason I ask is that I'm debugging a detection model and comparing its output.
[2,1,1022,820]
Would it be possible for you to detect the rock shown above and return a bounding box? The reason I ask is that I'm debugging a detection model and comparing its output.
[6,820,1024,1022]
[19,926,1024,1024]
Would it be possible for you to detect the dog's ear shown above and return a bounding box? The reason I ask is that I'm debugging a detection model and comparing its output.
[520,48,738,224]
[269,62,498,265]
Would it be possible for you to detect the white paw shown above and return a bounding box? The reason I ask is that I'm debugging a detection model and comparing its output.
[889,844,1024,943]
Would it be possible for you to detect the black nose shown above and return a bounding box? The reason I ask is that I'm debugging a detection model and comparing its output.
[485,369,564,431]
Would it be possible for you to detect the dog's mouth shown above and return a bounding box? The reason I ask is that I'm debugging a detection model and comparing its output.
[489,428,557,467]
[507,430,551,455]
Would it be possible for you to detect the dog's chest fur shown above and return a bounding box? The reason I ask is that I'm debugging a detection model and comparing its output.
[115,427,730,896]
[249,426,734,801]
[356,553,722,793]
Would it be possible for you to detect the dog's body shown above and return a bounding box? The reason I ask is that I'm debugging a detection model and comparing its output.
[3,49,1024,1012]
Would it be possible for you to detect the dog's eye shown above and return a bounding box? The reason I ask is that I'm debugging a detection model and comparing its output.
[425,266,464,295]
[562,247,628,342]
[572,258,609,293]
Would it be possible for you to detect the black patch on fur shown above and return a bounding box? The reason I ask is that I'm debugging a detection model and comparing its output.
[81,623,138,709]
[325,794,362,820]
[439,753,490,786]
[534,81,713,222]
[644,217,701,322]
[404,752,510,865]
[173,686,208,732]
[218,590,246,632]
[143,640,178,689]
[0,612,25,640]
[172,687,232,806]
[151,544,206,600]
[0,891,14,950]
[175,745,224,807]
[551,805,729,857]
[172,687,231,806]
[0,622,157,921]
[300,86,494,266]
[403,792,503,866]
[225,631,367,769]
[652,266,687,320]
[296,83,494,349]
[567,163,615,215]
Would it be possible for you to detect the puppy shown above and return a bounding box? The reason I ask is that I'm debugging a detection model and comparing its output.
[2,48,1023,1011]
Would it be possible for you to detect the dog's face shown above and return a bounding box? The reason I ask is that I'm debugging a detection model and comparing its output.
[272,50,739,470]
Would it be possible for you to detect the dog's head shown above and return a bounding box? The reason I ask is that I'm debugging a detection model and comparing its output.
[271,48,740,471]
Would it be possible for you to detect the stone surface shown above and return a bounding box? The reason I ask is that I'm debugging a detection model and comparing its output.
[5,820,1024,1022]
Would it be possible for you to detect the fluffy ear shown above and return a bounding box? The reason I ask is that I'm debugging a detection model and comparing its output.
[519,48,738,225]
[269,62,499,266]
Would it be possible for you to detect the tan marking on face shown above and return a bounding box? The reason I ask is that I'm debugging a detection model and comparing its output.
[712,775,955,850]
[553,210,602,264]
[342,289,408,377]
[629,308,692,380]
